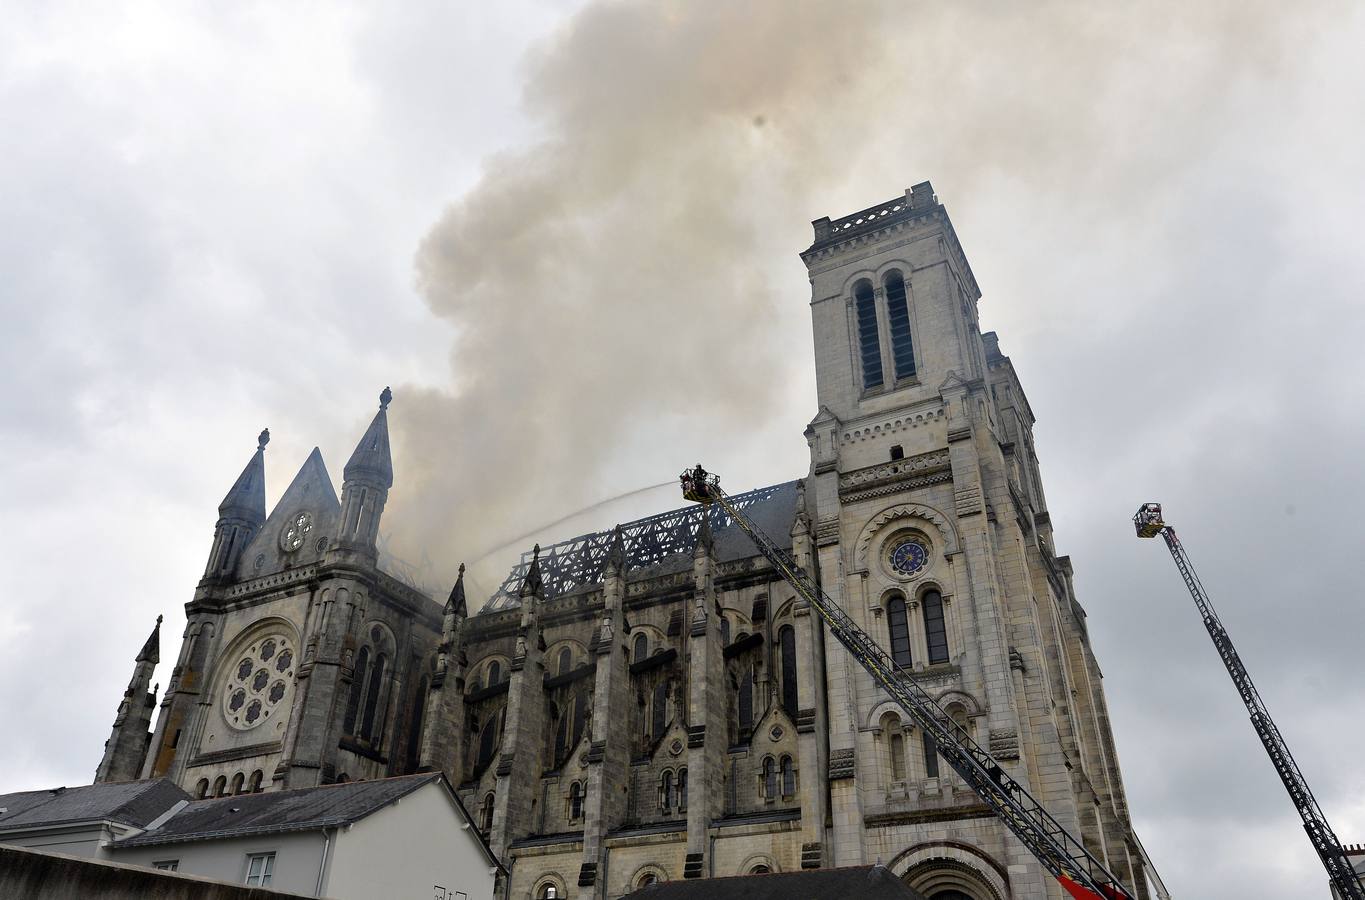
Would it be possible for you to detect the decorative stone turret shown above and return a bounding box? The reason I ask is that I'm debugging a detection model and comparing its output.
[95,615,161,783]
[577,527,631,897]
[336,388,393,559]
[419,564,469,781]
[489,546,548,861]
[202,430,268,582]
[683,514,725,879]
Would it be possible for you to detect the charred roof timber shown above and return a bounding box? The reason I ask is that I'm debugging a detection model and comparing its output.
[483,482,799,612]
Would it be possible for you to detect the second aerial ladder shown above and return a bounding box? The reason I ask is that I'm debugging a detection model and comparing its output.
[1135,503,1365,900]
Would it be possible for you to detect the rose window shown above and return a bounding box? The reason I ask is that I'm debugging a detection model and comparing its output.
[222,632,297,731]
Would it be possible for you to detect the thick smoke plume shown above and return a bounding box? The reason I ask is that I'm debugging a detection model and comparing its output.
[387,0,1334,601]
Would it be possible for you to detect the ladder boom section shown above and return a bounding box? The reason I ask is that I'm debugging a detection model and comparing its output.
[1135,504,1365,900]
[1162,527,1365,900]
[689,472,1134,900]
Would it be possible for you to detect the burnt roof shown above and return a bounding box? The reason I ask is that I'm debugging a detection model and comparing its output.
[111,774,438,848]
[484,480,801,611]
[620,865,927,900]
[0,779,190,832]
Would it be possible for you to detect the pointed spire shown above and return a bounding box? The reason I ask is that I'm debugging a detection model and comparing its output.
[519,544,543,598]
[137,615,162,664]
[605,525,625,572]
[218,430,269,522]
[446,564,467,617]
[695,510,714,555]
[344,387,393,489]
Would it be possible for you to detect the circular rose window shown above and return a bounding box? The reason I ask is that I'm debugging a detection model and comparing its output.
[222,633,297,731]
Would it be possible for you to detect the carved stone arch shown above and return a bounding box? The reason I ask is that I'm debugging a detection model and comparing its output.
[854,502,961,572]
[469,653,511,687]
[545,638,588,674]
[934,689,983,718]
[839,268,881,297]
[530,872,568,899]
[718,605,753,631]
[631,862,670,888]
[873,259,914,286]
[211,617,301,687]
[889,841,1009,900]
[864,699,912,732]
[737,852,780,875]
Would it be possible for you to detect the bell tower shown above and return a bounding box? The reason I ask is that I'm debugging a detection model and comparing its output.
[795,185,1146,896]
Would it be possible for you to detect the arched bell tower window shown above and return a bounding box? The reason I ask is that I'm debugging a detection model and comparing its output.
[887,594,912,668]
[922,589,949,664]
[557,647,573,677]
[761,756,777,800]
[633,633,648,662]
[854,279,883,389]
[884,270,916,379]
[487,660,502,685]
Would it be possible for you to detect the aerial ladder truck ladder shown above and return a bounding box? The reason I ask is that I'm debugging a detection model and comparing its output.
[1134,503,1365,900]
[681,467,1136,900]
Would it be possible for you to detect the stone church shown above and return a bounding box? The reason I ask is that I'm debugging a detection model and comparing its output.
[95,183,1150,900]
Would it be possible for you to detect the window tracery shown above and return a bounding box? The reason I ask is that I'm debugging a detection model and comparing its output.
[222,631,296,732]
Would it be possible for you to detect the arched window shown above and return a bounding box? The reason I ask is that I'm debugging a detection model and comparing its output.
[571,690,588,752]
[248,770,264,793]
[923,590,949,664]
[762,757,777,800]
[637,874,658,888]
[406,675,428,771]
[885,714,906,782]
[677,768,688,811]
[779,625,798,714]
[568,782,583,821]
[923,729,940,779]
[557,647,573,677]
[487,659,501,685]
[343,646,370,735]
[360,653,388,741]
[477,709,501,769]
[660,770,673,811]
[633,633,648,662]
[720,618,731,646]
[887,595,912,668]
[855,279,883,389]
[750,864,771,875]
[538,883,559,899]
[229,772,245,795]
[738,667,754,736]
[884,271,915,379]
[212,775,227,798]
[479,792,495,833]
[652,682,670,740]
[780,755,795,798]
[196,779,209,799]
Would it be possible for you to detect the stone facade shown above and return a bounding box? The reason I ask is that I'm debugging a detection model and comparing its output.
[94,183,1149,900]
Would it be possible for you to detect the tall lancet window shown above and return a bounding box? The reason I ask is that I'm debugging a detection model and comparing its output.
[779,625,798,714]
[854,280,883,389]
[884,271,916,379]
[887,595,912,668]
[923,589,949,664]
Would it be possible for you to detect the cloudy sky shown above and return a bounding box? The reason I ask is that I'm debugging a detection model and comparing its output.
[3,1,1364,896]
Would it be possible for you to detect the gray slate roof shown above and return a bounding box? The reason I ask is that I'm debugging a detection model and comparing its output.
[112,773,439,848]
[0,779,190,831]
[621,865,927,900]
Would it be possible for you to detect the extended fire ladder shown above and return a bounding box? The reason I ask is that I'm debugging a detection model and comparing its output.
[682,471,1135,900]
[1134,503,1365,900]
